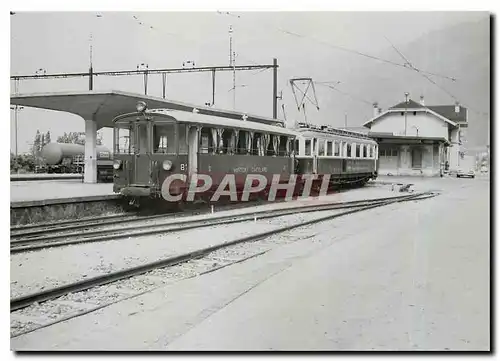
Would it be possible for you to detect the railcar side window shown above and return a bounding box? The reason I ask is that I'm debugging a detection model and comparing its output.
[115,125,134,154]
[253,133,269,156]
[355,144,360,158]
[236,130,252,155]
[295,139,300,155]
[177,124,188,154]
[267,134,278,156]
[347,143,352,158]
[305,140,312,156]
[369,145,373,158]
[327,141,333,156]
[362,144,367,158]
[334,141,340,157]
[278,136,288,156]
[153,123,176,154]
[199,128,215,154]
[318,141,325,156]
[222,128,236,154]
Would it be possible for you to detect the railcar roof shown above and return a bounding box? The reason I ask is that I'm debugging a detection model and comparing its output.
[297,129,378,144]
[115,109,297,137]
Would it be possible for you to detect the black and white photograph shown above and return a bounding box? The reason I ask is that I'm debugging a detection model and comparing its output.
[8,3,491,352]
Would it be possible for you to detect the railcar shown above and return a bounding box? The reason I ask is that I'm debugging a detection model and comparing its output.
[41,142,114,182]
[293,123,378,190]
[112,102,297,206]
[112,101,379,207]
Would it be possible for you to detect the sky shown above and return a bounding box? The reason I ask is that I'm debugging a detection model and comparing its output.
[10,11,489,154]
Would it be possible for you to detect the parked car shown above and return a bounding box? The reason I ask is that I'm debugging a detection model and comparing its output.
[457,168,475,178]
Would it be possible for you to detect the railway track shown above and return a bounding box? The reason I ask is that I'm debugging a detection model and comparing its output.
[10,197,294,240]
[11,191,437,339]
[11,194,423,253]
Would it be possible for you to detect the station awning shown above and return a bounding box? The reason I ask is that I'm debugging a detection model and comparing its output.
[368,132,451,146]
[10,90,283,129]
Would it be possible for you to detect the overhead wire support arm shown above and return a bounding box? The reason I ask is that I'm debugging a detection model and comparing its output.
[10,64,278,81]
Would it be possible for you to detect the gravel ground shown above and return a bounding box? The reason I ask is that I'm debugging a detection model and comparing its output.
[10,208,353,299]
[10,215,324,337]
[10,176,489,350]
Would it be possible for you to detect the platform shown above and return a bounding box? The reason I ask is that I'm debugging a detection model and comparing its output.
[10,173,83,182]
[10,179,117,208]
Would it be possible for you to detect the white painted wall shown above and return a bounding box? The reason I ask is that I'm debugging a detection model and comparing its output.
[370,111,448,139]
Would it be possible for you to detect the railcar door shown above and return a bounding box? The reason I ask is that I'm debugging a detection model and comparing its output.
[187,126,199,178]
[312,138,318,174]
[134,121,152,185]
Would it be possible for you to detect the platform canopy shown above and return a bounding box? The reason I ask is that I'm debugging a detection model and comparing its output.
[10,90,283,129]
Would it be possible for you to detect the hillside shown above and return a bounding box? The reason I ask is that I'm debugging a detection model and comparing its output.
[313,16,490,147]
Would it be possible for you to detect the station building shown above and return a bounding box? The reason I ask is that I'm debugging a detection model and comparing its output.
[363,96,467,177]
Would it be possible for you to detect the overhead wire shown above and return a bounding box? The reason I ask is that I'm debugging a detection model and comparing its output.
[216,11,458,82]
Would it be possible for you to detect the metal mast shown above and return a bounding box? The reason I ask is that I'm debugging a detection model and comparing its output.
[229,25,236,109]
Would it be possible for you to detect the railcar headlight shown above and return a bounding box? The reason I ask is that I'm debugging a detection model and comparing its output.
[162,160,173,171]
[113,160,122,170]
[136,101,147,113]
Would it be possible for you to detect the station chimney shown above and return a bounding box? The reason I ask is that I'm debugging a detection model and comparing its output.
[373,102,379,117]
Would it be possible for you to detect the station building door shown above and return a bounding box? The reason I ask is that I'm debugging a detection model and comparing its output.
[379,146,399,171]
[411,147,423,169]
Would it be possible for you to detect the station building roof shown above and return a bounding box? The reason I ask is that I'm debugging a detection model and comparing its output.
[10,90,285,129]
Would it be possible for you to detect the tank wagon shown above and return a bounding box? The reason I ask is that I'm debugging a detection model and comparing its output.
[41,142,114,182]
[112,101,378,207]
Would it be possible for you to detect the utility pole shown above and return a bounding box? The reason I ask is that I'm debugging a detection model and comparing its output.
[89,33,94,90]
[162,73,167,99]
[273,58,278,119]
[404,92,409,135]
[137,63,149,95]
[229,25,237,109]
[212,69,216,106]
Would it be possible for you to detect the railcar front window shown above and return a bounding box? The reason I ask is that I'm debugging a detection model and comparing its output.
[115,125,134,154]
[153,123,176,154]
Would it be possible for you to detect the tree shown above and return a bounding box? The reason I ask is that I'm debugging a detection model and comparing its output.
[57,131,102,146]
[45,131,51,144]
[33,130,41,156]
[41,134,45,149]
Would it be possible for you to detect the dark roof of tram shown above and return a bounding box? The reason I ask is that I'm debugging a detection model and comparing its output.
[10,90,284,129]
